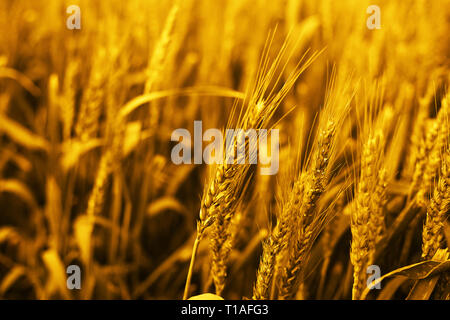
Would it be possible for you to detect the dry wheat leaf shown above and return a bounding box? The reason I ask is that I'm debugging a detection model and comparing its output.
[61,138,102,171]
[1,148,32,172]
[74,215,94,266]
[188,293,224,300]
[377,277,408,300]
[444,221,450,249]
[405,249,450,300]
[118,87,244,119]
[0,265,26,295]
[0,179,37,208]
[406,276,440,300]
[123,121,142,156]
[147,196,189,218]
[0,226,21,244]
[0,67,41,96]
[165,164,195,196]
[41,248,70,299]
[362,252,450,299]
[0,114,49,151]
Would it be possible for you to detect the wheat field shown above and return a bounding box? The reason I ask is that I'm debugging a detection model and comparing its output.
[0,0,449,300]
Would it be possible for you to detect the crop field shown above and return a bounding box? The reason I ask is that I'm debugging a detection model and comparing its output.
[0,0,449,300]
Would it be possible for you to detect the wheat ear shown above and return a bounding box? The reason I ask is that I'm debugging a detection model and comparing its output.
[277,119,336,299]
[421,149,450,259]
[350,131,384,300]
[253,180,301,300]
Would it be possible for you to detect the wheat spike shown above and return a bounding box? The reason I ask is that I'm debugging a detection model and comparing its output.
[417,98,449,205]
[421,149,450,260]
[350,131,384,300]
[253,180,301,300]
[277,119,336,299]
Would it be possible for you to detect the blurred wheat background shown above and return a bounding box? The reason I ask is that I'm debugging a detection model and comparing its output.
[0,0,449,300]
